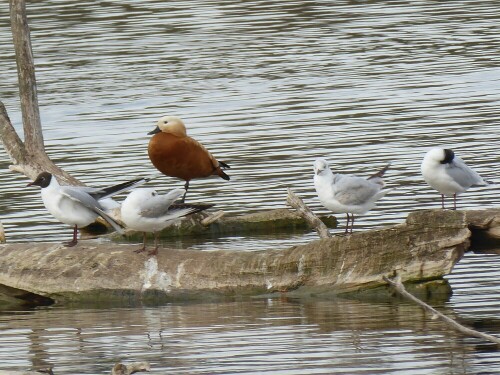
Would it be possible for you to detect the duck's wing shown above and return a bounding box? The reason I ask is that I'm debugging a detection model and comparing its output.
[446,157,486,188]
[59,187,124,234]
[333,175,381,206]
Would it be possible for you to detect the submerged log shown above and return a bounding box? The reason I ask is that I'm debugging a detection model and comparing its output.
[109,208,337,241]
[0,210,469,304]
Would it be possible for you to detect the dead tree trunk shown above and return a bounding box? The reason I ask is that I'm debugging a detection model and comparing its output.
[1,0,79,185]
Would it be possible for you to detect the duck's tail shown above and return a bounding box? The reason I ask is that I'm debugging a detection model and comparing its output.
[216,160,230,181]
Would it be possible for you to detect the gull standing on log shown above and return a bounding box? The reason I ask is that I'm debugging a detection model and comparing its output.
[147,116,230,202]
[27,172,151,247]
[121,187,213,255]
[421,147,488,210]
[313,158,391,234]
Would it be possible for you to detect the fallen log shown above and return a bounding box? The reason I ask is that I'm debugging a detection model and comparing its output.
[0,209,469,304]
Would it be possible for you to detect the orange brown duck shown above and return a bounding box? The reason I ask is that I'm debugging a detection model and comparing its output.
[148,116,230,201]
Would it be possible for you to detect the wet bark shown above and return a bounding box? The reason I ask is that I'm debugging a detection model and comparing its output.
[0,210,470,304]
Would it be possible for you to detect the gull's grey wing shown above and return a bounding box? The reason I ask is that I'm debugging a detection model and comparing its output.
[60,187,104,210]
[60,187,124,233]
[140,189,185,218]
[446,157,486,188]
[332,174,381,206]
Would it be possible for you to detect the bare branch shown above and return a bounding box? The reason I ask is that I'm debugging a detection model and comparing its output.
[286,188,332,238]
[0,101,27,166]
[9,0,45,155]
[384,275,500,346]
[2,1,80,185]
[201,210,225,226]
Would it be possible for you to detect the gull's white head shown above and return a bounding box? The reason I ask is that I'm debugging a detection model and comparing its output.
[314,158,330,176]
[148,116,187,137]
[424,148,455,165]
[124,188,159,205]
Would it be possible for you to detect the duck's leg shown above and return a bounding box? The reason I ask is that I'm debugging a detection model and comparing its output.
[453,193,457,210]
[181,180,190,203]
[134,232,147,253]
[64,225,78,247]
[441,194,445,209]
[350,215,355,234]
[148,232,159,256]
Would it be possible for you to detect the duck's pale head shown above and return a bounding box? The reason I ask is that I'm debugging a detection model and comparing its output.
[148,116,187,137]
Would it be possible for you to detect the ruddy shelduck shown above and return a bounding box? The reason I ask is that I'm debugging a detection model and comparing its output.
[147,116,230,201]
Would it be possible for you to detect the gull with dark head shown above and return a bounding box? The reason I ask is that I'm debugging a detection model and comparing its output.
[313,158,391,234]
[27,172,151,247]
[421,147,488,209]
[121,187,213,255]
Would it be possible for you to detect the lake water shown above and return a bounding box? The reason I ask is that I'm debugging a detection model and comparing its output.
[0,0,500,373]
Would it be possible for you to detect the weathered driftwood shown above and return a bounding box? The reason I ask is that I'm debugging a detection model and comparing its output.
[1,0,79,185]
[286,188,332,238]
[0,210,469,304]
[384,275,500,346]
[111,362,151,375]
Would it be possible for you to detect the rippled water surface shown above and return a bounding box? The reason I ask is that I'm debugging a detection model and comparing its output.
[1,0,500,373]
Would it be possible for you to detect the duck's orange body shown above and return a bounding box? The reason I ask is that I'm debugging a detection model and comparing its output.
[148,132,227,181]
[147,116,229,200]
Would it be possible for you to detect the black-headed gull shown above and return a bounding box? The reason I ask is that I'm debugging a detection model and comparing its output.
[121,187,213,255]
[27,172,151,247]
[313,158,391,234]
[421,147,488,209]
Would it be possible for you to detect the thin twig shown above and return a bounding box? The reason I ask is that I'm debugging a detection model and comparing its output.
[384,275,500,346]
[286,188,331,238]
[201,210,225,226]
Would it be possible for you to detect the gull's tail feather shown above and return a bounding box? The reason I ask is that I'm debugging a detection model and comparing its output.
[165,203,214,221]
[96,175,157,200]
[367,163,391,186]
[367,163,391,180]
[94,206,125,234]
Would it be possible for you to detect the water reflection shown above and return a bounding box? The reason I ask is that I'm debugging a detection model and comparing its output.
[0,296,497,374]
